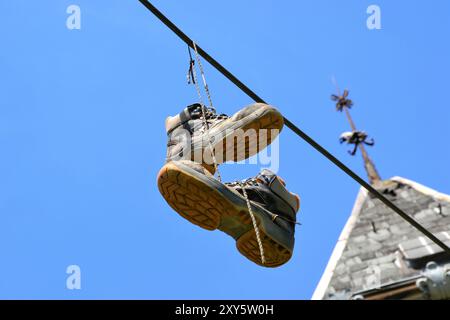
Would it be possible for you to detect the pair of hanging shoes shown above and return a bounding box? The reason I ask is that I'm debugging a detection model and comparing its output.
[157,103,300,267]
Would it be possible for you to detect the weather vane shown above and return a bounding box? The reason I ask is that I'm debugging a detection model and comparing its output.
[339,131,374,155]
[331,89,353,112]
[331,77,381,185]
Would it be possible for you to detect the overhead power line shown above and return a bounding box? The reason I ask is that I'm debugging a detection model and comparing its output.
[137,0,450,255]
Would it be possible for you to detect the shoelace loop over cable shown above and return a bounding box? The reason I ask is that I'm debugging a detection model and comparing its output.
[188,43,265,264]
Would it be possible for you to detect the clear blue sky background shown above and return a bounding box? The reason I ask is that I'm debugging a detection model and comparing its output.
[1,0,449,299]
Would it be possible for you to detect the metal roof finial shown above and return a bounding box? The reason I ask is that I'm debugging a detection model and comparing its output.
[331,77,381,185]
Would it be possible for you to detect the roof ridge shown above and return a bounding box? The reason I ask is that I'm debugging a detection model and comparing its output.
[390,176,450,203]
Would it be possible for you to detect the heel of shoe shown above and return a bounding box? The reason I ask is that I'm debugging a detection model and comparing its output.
[236,226,293,268]
[157,162,222,230]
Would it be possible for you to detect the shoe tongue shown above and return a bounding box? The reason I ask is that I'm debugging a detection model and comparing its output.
[186,103,205,120]
[256,170,299,213]
[256,169,277,186]
[164,103,203,133]
[256,169,287,186]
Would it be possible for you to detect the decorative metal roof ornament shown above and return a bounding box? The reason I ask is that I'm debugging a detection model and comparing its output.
[331,89,354,112]
[416,261,450,300]
[339,131,375,155]
[331,79,381,185]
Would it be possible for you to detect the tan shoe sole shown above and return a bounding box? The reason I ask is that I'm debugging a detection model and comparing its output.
[157,161,292,267]
[192,105,284,174]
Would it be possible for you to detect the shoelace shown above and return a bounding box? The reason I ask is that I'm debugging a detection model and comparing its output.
[226,177,261,188]
[189,43,221,181]
[202,108,228,122]
[198,105,221,181]
[239,181,266,265]
[190,42,265,265]
[193,106,229,126]
[228,178,301,226]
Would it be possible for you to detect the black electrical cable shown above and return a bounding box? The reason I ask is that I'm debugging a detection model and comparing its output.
[137,0,450,255]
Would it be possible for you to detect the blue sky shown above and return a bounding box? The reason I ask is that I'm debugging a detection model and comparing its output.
[0,0,449,299]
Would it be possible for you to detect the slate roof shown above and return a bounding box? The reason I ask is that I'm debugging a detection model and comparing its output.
[312,177,450,300]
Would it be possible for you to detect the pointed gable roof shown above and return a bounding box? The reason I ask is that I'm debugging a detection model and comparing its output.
[313,177,450,300]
